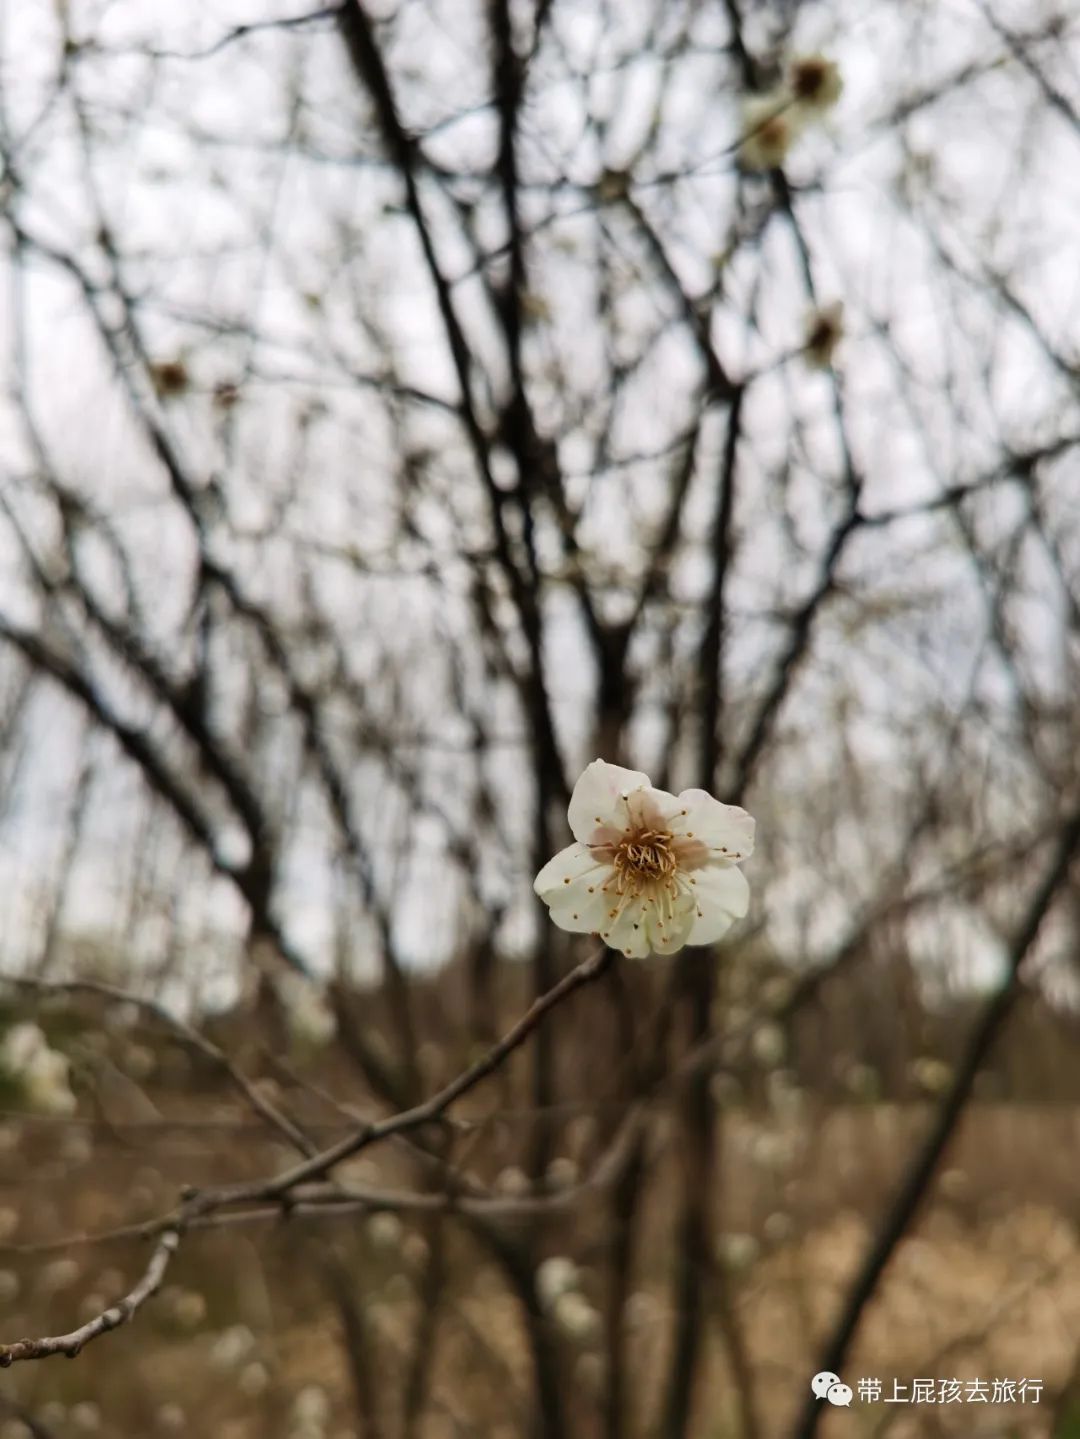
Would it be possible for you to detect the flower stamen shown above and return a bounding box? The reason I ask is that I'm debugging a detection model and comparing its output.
[611,828,678,899]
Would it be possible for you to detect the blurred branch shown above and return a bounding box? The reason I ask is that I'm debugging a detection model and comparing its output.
[95,7,346,62]
[336,0,569,819]
[3,974,316,1155]
[792,795,1080,1439]
[0,945,616,1365]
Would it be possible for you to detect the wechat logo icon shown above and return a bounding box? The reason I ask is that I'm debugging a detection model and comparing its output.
[811,1371,853,1407]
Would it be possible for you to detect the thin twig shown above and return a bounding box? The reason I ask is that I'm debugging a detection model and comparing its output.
[791,799,1080,1439]
[0,945,615,1365]
[0,1231,178,1367]
[182,945,615,1216]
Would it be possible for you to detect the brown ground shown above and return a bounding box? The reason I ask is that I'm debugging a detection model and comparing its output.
[2,971,1080,1439]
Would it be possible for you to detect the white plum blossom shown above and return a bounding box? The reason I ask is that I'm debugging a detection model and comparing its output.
[170,1288,207,1330]
[36,1257,80,1295]
[366,1211,404,1251]
[291,1385,331,1428]
[717,1232,760,1273]
[738,93,802,171]
[737,55,841,173]
[803,301,844,369]
[534,760,754,957]
[0,1023,77,1116]
[23,1048,77,1116]
[69,1403,101,1434]
[536,1255,580,1310]
[495,1165,530,1195]
[1,1022,47,1071]
[552,1290,601,1342]
[751,1022,786,1067]
[209,1323,257,1371]
[276,971,337,1047]
[788,54,843,119]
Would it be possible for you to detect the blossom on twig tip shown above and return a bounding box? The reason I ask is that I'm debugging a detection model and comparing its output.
[534,759,754,958]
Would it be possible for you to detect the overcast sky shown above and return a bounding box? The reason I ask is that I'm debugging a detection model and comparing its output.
[1,0,1078,1003]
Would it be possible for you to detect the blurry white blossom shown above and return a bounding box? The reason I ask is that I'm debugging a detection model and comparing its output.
[624,1290,662,1331]
[552,1290,601,1342]
[36,1257,80,1295]
[803,301,844,369]
[536,1255,579,1310]
[751,1023,787,1067]
[534,759,754,957]
[0,1420,34,1439]
[70,1403,101,1433]
[239,1362,270,1397]
[738,55,841,172]
[276,972,337,1048]
[1,1024,77,1116]
[210,1324,257,1370]
[788,54,843,118]
[169,1288,207,1330]
[749,1130,794,1170]
[911,1056,952,1095]
[739,93,802,170]
[545,1156,579,1189]
[366,1212,403,1252]
[293,1387,331,1428]
[1,1023,45,1071]
[717,1232,760,1272]
[494,1166,530,1196]
[24,1047,78,1115]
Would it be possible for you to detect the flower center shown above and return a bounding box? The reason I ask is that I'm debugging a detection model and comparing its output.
[612,828,677,895]
[792,59,828,99]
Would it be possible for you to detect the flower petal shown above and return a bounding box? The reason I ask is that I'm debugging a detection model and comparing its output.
[668,790,755,864]
[688,863,750,945]
[535,842,615,935]
[604,885,697,958]
[567,759,652,845]
[534,842,598,896]
[622,786,680,832]
[644,888,697,955]
[550,883,618,936]
[605,895,652,959]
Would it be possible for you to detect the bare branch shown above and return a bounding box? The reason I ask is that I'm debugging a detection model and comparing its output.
[0,1231,179,1368]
